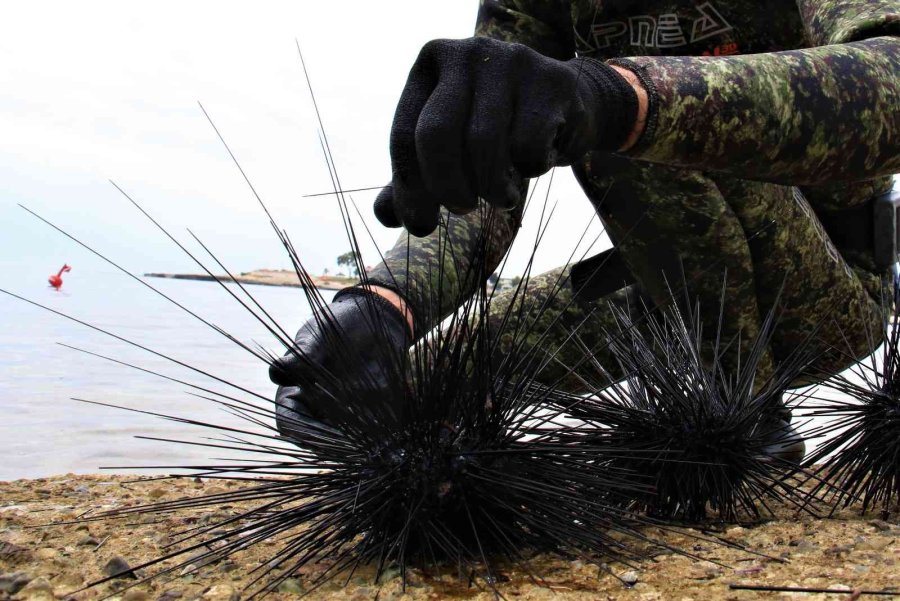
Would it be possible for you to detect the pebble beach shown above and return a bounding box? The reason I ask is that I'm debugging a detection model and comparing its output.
[1,474,897,601]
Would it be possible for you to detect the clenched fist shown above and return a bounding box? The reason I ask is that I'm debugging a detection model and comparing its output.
[375,37,639,236]
[269,289,412,440]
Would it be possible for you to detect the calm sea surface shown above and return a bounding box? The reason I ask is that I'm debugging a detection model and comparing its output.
[0,264,330,481]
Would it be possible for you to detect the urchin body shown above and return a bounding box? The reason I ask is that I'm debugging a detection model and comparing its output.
[805,308,900,516]
[561,300,817,522]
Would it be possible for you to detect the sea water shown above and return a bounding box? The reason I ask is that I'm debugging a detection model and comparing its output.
[0,262,329,481]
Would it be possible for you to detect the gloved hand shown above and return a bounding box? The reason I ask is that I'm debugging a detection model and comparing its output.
[374,36,639,237]
[268,289,413,440]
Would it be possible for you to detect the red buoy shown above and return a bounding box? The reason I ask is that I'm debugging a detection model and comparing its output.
[48,264,71,290]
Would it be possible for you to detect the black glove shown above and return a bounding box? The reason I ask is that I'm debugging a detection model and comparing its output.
[268,289,412,440]
[374,36,639,237]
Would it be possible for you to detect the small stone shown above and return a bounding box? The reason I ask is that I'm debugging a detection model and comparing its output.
[621,571,639,586]
[0,572,32,595]
[202,584,235,601]
[156,590,183,601]
[831,584,852,592]
[734,565,765,576]
[824,543,855,557]
[857,536,893,551]
[0,541,31,563]
[153,533,172,546]
[123,590,150,601]
[787,539,817,553]
[77,535,101,546]
[19,576,54,600]
[868,519,895,532]
[483,572,510,585]
[276,579,303,594]
[687,565,723,580]
[183,551,220,569]
[53,568,84,587]
[217,562,238,573]
[103,556,137,580]
[73,485,91,495]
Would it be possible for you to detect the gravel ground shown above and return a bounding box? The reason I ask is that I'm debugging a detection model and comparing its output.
[1,475,897,601]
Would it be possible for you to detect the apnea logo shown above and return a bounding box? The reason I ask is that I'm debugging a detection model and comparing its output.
[576,2,733,51]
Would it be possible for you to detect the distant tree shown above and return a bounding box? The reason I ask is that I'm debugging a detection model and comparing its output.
[510,276,522,288]
[336,251,360,277]
[322,267,330,276]
[487,272,500,286]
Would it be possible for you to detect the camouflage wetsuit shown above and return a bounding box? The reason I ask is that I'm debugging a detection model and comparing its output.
[367,0,900,391]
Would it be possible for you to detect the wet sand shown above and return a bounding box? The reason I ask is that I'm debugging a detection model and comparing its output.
[1,475,898,601]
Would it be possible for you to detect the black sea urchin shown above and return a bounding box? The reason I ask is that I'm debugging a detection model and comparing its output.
[555,290,820,523]
[105,233,670,596]
[803,289,900,516]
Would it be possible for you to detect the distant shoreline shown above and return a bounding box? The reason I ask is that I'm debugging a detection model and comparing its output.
[145,269,522,293]
[144,269,357,291]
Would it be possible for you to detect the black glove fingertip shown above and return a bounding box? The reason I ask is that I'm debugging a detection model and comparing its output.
[481,168,524,211]
[499,169,525,210]
[268,357,293,386]
[374,186,402,228]
[404,209,441,237]
[269,353,318,388]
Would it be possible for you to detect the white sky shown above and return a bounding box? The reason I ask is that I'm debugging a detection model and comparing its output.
[0,1,602,282]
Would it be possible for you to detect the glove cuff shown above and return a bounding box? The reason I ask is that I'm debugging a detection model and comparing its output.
[568,57,639,152]
[333,285,414,343]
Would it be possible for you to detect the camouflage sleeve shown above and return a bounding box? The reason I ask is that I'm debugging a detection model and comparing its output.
[474,0,576,59]
[618,0,900,185]
[797,0,900,46]
[366,203,521,335]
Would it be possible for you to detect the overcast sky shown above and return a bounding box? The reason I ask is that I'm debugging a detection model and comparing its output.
[0,1,602,287]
